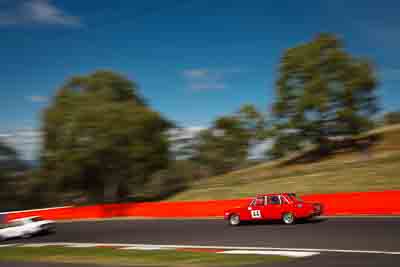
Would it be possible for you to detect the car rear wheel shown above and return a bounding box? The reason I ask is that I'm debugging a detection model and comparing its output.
[229,214,241,226]
[282,212,295,225]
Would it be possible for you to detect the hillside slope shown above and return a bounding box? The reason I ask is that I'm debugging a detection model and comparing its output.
[170,125,400,201]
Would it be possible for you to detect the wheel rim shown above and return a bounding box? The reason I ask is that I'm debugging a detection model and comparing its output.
[230,215,240,225]
[283,213,294,224]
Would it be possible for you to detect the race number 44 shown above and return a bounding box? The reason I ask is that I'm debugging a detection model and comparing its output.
[251,210,261,218]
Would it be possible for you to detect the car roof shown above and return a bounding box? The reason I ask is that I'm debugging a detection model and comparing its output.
[255,193,295,197]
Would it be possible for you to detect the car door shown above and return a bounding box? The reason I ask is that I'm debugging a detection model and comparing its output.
[264,195,284,220]
[248,196,266,220]
[4,222,19,238]
[0,226,11,238]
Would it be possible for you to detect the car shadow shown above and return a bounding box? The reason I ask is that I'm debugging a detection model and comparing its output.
[237,217,328,227]
[0,230,54,243]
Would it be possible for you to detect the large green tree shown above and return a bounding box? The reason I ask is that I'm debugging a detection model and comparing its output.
[272,33,378,157]
[192,104,269,174]
[41,71,171,202]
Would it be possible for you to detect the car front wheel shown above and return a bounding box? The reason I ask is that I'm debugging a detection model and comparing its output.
[229,214,241,226]
[22,232,32,239]
[282,212,295,225]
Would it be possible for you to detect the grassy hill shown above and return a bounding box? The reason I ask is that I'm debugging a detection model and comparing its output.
[170,125,400,201]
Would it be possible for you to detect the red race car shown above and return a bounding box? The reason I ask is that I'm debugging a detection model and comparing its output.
[224,193,323,226]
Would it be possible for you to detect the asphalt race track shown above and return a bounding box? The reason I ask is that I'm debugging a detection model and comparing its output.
[2,217,400,266]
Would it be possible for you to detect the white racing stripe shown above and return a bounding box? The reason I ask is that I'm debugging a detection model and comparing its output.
[220,250,320,258]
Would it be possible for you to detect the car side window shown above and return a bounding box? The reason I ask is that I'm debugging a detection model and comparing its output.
[254,197,265,206]
[281,195,290,204]
[267,195,281,205]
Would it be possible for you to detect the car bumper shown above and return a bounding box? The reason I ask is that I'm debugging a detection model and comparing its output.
[39,223,55,233]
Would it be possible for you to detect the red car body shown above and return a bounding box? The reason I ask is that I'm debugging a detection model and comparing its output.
[224,193,323,225]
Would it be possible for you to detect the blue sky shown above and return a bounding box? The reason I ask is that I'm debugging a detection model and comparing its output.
[1,0,400,158]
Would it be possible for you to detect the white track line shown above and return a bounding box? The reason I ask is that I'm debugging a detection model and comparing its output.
[4,243,400,255]
[121,245,171,251]
[220,250,320,258]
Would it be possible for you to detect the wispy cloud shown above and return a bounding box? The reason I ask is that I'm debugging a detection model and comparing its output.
[183,69,210,79]
[168,126,206,141]
[0,129,42,160]
[0,0,82,27]
[26,95,49,103]
[182,68,243,91]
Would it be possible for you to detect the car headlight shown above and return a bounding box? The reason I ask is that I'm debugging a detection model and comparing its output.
[297,203,303,208]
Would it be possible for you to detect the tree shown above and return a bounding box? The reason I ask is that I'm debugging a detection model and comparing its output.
[41,71,171,203]
[192,115,251,175]
[384,111,400,125]
[190,104,272,175]
[272,33,378,157]
[236,104,270,140]
[0,141,33,211]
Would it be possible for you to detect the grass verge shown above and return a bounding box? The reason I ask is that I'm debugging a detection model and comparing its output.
[0,246,289,267]
[170,125,400,201]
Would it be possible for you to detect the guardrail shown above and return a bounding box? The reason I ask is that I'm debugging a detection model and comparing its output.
[4,191,400,222]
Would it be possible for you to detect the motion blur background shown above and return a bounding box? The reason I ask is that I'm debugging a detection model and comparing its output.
[1,0,400,211]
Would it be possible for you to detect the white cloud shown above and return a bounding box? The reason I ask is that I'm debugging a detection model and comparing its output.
[0,129,42,161]
[168,126,205,141]
[182,68,243,91]
[0,133,12,138]
[26,95,49,103]
[0,0,82,27]
[249,140,273,160]
[183,69,209,79]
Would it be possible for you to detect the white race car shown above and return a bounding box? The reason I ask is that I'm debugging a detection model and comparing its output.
[0,216,55,241]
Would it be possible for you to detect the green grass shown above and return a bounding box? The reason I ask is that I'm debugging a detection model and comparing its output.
[170,125,400,201]
[0,246,289,267]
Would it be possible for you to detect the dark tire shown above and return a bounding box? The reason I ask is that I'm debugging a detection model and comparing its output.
[282,212,295,225]
[22,233,32,239]
[229,214,241,226]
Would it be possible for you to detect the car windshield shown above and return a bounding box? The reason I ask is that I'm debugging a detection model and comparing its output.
[288,193,304,202]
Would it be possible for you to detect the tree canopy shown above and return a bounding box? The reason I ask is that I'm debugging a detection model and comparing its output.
[192,104,269,174]
[41,71,171,202]
[272,33,378,157]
